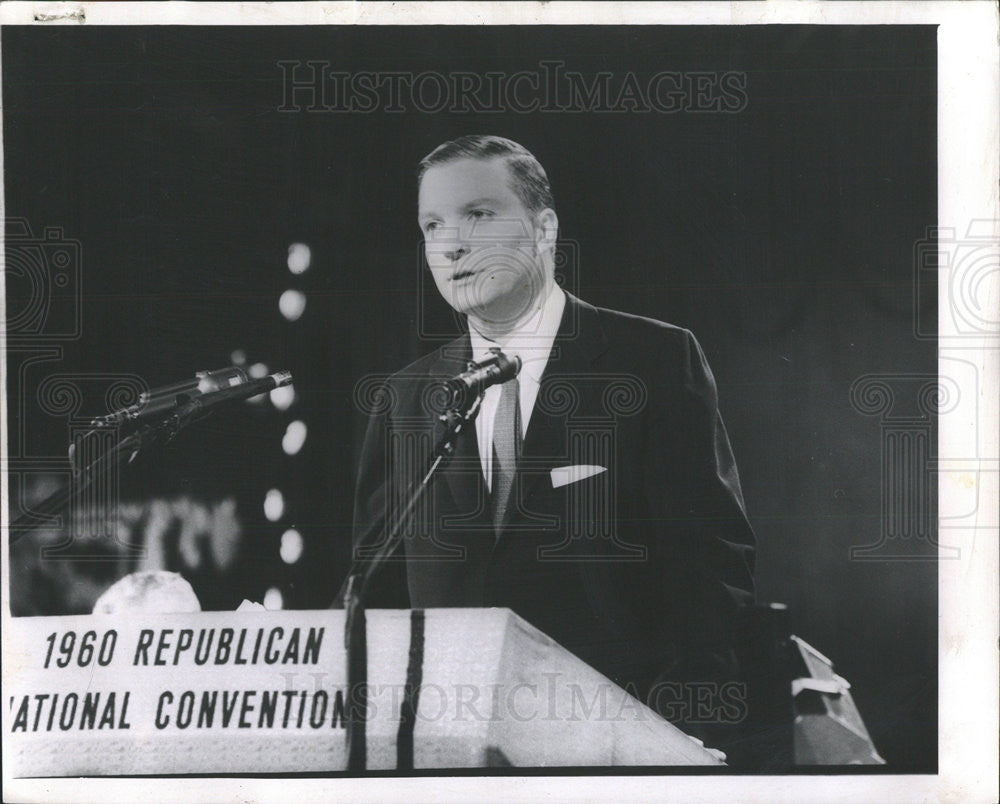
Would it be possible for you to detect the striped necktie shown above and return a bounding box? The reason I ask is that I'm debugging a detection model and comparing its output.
[491,377,521,536]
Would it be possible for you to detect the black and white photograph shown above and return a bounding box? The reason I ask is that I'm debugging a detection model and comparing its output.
[2,2,997,801]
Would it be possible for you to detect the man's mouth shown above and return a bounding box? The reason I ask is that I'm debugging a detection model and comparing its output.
[451,268,477,281]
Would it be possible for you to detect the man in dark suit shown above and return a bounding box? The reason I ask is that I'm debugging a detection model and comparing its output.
[349,135,755,734]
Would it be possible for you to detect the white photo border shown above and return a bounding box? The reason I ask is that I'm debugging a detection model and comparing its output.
[1,2,997,802]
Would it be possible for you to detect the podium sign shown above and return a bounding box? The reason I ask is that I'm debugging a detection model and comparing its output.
[4,608,722,774]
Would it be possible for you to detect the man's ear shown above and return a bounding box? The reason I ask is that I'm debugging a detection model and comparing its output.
[534,207,559,253]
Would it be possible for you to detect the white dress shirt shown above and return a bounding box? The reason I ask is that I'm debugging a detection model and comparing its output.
[469,284,566,491]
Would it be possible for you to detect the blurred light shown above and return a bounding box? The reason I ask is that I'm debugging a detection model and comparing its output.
[282,420,308,456]
[280,528,304,564]
[230,349,247,366]
[279,289,307,322]
[270,383,296,411]
[263,488,284,522]
[247,362,269,405]
[263,587,283,610]
[287,243,311,275]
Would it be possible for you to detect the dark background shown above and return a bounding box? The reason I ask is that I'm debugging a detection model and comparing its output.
[4,26,936,771]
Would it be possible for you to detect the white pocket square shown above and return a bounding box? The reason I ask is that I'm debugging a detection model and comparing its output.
[550,465,607,489]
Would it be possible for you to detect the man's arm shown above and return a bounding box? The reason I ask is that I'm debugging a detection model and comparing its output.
[641,327,756,672]
[333,381,411,609]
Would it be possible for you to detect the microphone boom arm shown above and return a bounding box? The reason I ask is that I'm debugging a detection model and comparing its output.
[10,371,293,536]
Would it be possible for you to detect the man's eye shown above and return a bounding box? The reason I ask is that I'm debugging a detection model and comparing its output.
[424,221,439,232]
[469,210,492,220]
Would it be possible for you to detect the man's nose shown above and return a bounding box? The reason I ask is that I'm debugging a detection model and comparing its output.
[443,243,470,262]
[427,222,471,262]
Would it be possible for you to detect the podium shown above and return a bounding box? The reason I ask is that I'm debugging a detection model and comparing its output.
[5,608,723,775]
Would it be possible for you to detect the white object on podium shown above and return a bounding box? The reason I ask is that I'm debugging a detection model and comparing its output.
[5,608,723,775]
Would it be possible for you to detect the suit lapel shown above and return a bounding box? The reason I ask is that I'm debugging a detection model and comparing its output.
[429,335,486,519]
[516,293,609,513]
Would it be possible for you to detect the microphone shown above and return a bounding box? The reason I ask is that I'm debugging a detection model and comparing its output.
[443,349,522,409]
[175,370,293,419]
[91,366,250,427]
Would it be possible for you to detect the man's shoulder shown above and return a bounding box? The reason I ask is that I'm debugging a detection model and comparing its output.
[589,301,689,340]
[384,336,468,384]
[573,295,695,362]
[356,341,464,421]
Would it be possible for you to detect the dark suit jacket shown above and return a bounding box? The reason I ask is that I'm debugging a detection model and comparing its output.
[348,292,755,723]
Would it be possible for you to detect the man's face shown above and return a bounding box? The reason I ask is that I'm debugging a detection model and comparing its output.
[418,157,549,331]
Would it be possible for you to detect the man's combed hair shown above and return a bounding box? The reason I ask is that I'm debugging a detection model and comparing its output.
[418,135,555,214]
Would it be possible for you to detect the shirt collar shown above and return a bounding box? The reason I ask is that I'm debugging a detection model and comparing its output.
[469,285,566,384]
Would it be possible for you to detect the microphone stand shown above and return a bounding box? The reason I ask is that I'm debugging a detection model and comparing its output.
[342,388,485,773]
[10,412,193,539]
[10,372,291,538]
